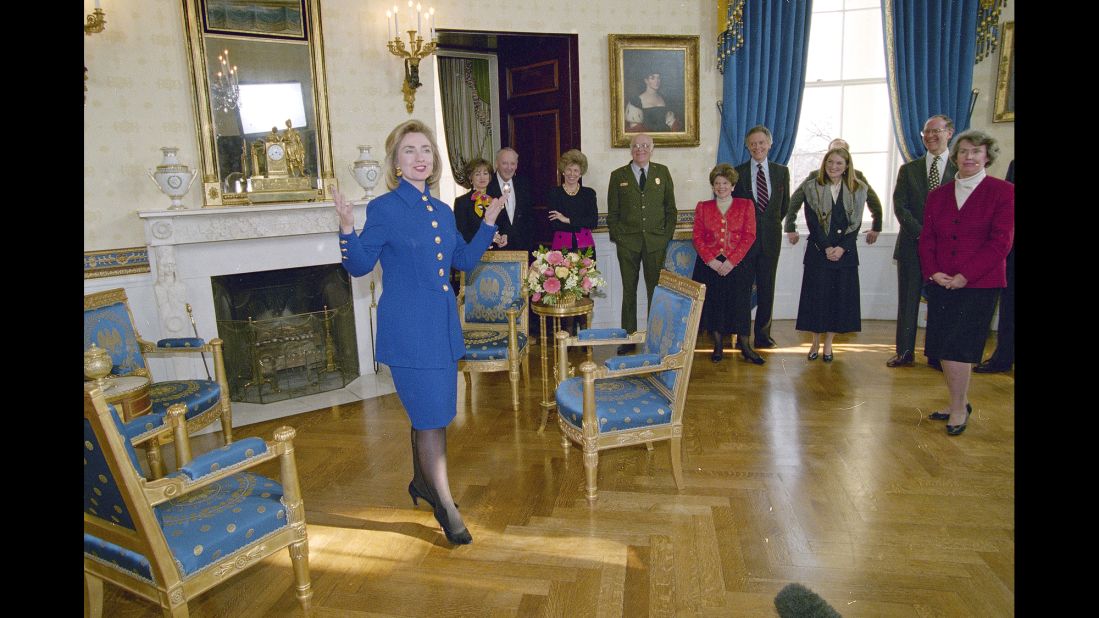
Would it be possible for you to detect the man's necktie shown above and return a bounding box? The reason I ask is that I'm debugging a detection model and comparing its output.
[639,168,647,191]
[755,164,769,213]
[928,155,941,191]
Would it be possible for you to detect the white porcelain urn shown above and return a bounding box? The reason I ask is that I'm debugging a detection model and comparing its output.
[348,145,381,201]
[147,147,198,210]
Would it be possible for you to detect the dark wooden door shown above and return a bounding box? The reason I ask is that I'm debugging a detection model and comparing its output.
[496,34,581,250]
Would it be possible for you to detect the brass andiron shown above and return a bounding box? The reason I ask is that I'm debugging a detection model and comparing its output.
[385,3,437,114]
[322,305,338,373]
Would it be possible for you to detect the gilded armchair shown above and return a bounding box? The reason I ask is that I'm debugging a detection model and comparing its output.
[663,230,698,278]
[458,250,530,411]
[553,270,705,502]
[83,387,312,617]
[84,288,233,475]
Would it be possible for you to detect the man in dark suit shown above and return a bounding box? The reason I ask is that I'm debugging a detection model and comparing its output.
[733,125,790,349]
[607,132,678,353]
[784,138,883,246]
[486,147,535,254]
[887,114,956,368]
[975,159,1014,373]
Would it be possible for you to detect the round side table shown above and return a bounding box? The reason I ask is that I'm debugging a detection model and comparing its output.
[531,297,594,433]
[85,375,152,422]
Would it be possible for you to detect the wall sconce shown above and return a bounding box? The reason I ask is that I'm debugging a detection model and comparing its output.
[85,1,106,35]
[385,2,437,114]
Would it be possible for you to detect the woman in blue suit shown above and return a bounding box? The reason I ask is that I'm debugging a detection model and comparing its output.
[334,119,504,545]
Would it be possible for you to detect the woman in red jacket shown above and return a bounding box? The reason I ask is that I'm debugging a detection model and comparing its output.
[692,163,761,364]
[918,129,1014,436]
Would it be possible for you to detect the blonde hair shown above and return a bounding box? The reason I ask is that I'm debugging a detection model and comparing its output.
[383,119,442,190]
[816,148,858,193]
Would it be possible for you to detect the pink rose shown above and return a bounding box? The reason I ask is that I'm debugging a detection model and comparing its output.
[546,250,565,265]
[544,268,555,277]
[582,258,594,268]
[543,277,561,294]
[579,268,587,276]
[532,292,542,302]
[581,277,593,291]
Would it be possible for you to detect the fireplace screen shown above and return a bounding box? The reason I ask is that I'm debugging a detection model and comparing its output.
[212,265,359,404]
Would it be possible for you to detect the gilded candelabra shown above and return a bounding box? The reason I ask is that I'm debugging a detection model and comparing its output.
[386,3,437,114]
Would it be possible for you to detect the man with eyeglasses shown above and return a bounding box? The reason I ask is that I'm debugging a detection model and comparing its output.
[607,133,678,353]
[734,125,790,350]
[887,114,956,369]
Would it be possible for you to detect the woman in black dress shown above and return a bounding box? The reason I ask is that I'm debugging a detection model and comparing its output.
[792,148,868,362]
[547,149,598,260]
[454,157,507,248]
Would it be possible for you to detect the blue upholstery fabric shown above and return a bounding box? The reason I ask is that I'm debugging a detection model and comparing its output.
[84,404,142,528]
[179,437,268,480]
[84,302,147,376]
[157,472,289,575]
[642,286,693,392]
[84,533,154,582]
[120,411,167,442]
[85,472,290,580]
[463,261,524,324]
[463,329,528,361]
[663,239,698,278]
[158,337,205,348]
[556,376,673,433]
[578,328,628,340]
[604,353,662,371]
[149,380,222,418]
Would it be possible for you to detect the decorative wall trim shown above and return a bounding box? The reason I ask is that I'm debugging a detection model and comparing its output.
[138,201,343,246]
[593,209,694,233]
[84,247,151,279]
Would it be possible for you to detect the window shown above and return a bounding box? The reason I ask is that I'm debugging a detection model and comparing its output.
[788,0,902,232]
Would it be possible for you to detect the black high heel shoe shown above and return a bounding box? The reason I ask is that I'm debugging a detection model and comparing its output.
[822,353,833,363]
[928,403,971,421]
[946,408,973,436]
[740,343,765,365]
[409,481,458,510]
[433,504,473,545]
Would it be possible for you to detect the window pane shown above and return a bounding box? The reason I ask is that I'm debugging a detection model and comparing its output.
[842,9,884,80]
[841,83,891,151]
[805,12,843,83]
[814,0,844,11]
[844,0,879,9]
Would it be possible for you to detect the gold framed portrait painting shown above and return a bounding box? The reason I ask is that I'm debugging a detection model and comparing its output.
[609,34,699,148]
[993,21,1014,123]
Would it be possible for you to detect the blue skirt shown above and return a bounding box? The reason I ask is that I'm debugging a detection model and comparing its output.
[389,362,459,430]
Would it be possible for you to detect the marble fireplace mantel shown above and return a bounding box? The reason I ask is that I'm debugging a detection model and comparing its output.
[138,200,388,426]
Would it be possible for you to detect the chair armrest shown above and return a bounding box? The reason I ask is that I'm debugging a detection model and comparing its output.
[121,412,170,446]
[177,437,269,480]
[143,425,300,506]
[578,328,627,340]
[604,353,661,371]
[157,337,205,348]
[560,331,646,349]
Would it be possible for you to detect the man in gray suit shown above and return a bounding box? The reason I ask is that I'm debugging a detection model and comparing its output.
[734,125,790,349]
[887,114,956,368]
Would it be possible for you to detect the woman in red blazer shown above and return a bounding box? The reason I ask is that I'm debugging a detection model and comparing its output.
[918,129,1014,436]
[692,163,761,364]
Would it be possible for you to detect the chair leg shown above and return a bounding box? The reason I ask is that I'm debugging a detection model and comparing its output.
[463,372,472,390]
[509,359,520,412]
[289,539,314,613]
[645,441,654,452]
[561,433,570,451]
[669,436,684,490]
[145,442,166,479]
[84,572,103,618]
[219,400,234,444]
[583,447,599,504]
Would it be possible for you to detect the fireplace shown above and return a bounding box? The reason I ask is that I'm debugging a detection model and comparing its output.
[212,264,359,404]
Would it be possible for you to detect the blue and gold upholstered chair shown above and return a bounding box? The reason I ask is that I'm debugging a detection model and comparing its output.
[83,387,312,617]
[457,250,530,411]
[662,230,698,279]
[553,270,705,503]
[84,288,233,474]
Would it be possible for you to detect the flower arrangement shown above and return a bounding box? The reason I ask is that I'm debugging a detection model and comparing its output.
[527,246,606,305]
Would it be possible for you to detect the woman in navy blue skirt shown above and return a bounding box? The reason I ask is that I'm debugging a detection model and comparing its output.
[334,119,504,544]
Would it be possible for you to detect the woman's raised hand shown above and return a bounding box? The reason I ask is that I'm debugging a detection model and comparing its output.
[483,196,506,226]
[333,186,355,233]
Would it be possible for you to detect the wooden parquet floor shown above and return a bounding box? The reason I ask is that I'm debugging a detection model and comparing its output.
[97,320,1014,617]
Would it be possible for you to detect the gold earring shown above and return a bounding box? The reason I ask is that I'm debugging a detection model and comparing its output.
[396,166,402,177]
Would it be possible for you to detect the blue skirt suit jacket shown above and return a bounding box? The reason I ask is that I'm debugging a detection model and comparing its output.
[340,179,497,368]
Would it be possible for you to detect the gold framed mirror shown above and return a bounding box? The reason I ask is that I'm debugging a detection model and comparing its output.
[181,0,336,207]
